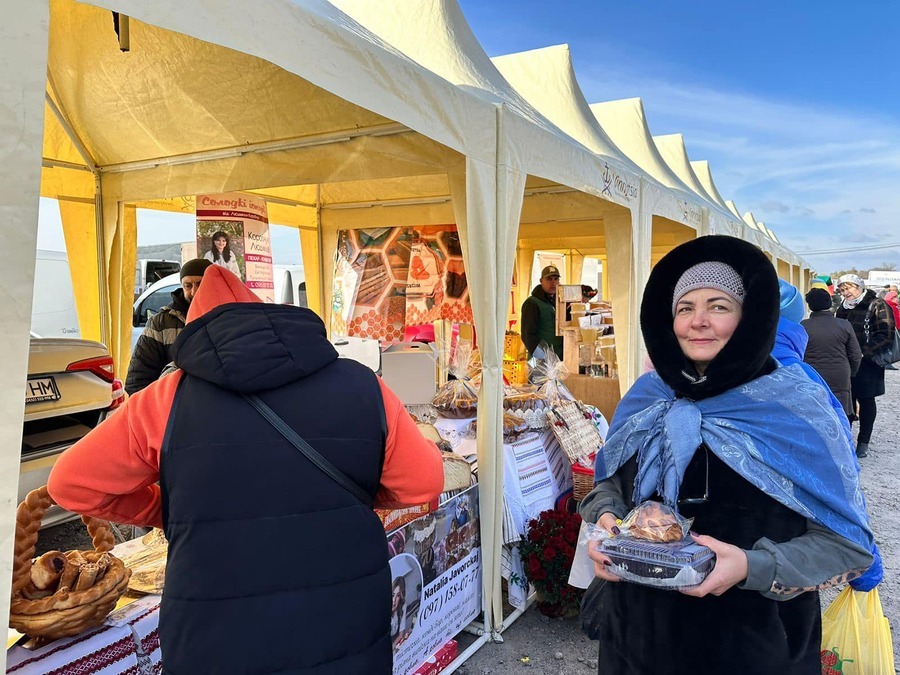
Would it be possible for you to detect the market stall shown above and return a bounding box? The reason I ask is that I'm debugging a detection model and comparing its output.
[3,0,512,671]
[3,1,643,672]
[2,2,815,673]
[324,0,650,639]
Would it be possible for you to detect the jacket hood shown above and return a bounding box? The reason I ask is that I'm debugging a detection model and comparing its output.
[173,266,337,392]
[640,235,780,399]
[773,316,808,366]
[169,288,190,317]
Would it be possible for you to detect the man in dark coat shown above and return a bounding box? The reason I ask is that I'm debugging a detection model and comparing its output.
[801,288,862,419]
[125,258,212,395]
[520,265,562,358]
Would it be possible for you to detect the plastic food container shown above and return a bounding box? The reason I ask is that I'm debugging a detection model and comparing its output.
[600,537,715,589]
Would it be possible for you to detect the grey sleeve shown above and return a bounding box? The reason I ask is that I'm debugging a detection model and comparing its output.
[579,475,629,524]
[738,520,873,601]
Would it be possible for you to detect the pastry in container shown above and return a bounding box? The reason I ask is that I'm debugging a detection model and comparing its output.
[599,538,715,590]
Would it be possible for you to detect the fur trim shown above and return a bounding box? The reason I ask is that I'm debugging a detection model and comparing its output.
[641,235,780,399]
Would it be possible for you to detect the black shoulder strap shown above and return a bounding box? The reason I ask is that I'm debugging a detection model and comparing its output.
[243,394,373,507]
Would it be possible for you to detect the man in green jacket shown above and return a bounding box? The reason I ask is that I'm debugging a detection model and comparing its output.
[521,265,563,358]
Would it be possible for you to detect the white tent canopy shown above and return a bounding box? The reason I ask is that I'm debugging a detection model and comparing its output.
[328,0,651,629]
[3,3,814,670]
[691,160,730,211]
[589,98,705,225]
[3,0,526,662]
[652,133,742,237]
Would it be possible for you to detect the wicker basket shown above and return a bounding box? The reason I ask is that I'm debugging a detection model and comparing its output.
[548,400,604,464]
[9,487,131,640]
[571,463,596,502]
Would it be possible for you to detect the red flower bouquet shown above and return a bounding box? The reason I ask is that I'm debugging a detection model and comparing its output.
[518,508,583,616]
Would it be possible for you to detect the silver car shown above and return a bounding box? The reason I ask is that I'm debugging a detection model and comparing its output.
[22,335,124,526]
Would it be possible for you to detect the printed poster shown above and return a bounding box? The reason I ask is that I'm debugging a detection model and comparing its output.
[196,192,275,302]
[330,226,473,343]
[387,486,481,675]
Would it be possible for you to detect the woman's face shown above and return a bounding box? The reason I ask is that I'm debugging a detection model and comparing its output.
[838,283,862,300]
[214,236,227,252]
[673,288,742,374]
[391,585,402,610]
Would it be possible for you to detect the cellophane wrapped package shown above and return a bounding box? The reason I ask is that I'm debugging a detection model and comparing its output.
[584,501,715,590]
[431,340,480,419]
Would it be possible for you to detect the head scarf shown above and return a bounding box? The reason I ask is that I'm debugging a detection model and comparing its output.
[838,274,867,310]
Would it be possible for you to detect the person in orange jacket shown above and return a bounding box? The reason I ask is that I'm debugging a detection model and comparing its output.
[49,265,444,675]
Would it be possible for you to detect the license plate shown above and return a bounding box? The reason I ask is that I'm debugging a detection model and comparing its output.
[26,376,61,404]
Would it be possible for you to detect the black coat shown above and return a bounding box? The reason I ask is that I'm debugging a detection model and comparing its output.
[160,303,391,674]
[800,311,861,416]
[836,290,894,398]
[588,236,823,673]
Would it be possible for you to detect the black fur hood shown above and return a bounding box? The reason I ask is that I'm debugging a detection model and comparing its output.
[641,235,780,400]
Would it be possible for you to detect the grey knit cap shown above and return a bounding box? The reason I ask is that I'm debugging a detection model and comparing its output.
[672,261,745,315]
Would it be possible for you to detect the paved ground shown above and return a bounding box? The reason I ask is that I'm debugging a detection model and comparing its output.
[457,368,900,674]
[36,371,900,674]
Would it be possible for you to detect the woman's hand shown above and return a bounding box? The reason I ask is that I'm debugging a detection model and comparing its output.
[680,532,748,598]
[587,513,623,582]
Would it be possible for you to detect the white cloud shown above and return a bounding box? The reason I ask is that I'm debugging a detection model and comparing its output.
[574,62,900,272]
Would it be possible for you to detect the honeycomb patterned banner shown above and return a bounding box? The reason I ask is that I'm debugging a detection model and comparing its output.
[331,226,473,343]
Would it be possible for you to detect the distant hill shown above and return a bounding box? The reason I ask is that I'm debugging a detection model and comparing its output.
[136,243,183,261]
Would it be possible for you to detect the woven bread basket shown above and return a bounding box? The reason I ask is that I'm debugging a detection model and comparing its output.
[9,486,131,640]
[442,452,472,492]
[571,463,596,502]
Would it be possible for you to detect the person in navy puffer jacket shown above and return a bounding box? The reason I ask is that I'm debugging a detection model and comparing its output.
[50,266,444,674]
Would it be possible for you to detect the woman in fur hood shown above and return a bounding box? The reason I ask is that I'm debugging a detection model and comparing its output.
[580,236,877,674]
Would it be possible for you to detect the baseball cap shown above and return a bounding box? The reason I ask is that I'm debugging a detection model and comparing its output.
[540,265,561,279]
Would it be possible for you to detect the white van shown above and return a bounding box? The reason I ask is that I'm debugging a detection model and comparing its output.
[32,250,80,338]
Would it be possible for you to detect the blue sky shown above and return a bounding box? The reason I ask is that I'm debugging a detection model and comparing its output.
[38,1,900,276]
[459,0,900,275]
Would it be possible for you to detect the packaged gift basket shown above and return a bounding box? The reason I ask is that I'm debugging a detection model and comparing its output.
[431,340,480,419]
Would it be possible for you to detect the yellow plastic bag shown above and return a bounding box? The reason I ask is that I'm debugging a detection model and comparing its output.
[821,586,895,674]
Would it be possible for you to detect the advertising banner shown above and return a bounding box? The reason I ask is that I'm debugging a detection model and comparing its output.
[387,486,481,675]
[330,226,473,342]
[196,192,275,302]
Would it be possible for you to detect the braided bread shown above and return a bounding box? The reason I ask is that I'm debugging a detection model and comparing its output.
[9,486,131,640]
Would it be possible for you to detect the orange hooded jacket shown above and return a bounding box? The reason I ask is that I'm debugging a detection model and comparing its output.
[48,266,444,528]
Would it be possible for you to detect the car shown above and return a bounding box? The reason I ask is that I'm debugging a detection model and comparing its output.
[131,266,307,349]
[22,334,124,527]
[132,273,181,351]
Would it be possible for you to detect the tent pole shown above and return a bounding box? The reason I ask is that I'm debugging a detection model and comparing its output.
[100,123,409,174]
[315,184,326,321]
[45,86,110,345]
